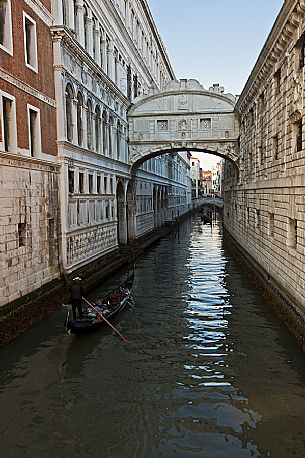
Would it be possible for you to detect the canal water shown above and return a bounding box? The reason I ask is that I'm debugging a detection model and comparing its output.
[1,215,305,458]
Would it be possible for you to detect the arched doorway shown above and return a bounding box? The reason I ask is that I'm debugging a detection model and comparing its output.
[116,181,127,244]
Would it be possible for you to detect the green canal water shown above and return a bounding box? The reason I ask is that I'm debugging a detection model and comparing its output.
[1,215,305,457]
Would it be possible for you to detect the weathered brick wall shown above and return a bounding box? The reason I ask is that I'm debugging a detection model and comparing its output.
[1,0,58,308]
[1,0,55,100]
[224,0,305,313]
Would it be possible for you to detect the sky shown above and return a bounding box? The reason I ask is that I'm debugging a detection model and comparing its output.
[147,0,284,169]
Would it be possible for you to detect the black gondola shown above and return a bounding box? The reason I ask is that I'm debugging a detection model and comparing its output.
[65,272,134,335]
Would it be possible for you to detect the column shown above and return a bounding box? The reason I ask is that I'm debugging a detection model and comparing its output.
[86,9,94,57]
[82,103,88,150]
[94,26,101,67]
[100,109,105,154]
[53,0,63,24]
[67,0,75,29]
[101,33,107,73]
[112,119,117,159]
[107,40,115,80]
[75,0,85,46]
[92,112,96,152]
[72,98,78,144]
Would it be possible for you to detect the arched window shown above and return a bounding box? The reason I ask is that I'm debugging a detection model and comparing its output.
[83,4,88,52]
[102,110,107,154]
[109,115,113,156]
[76,92,83,146]
[92,16,97,59]
[99,30,103,69]
[65,83,74,142]
[87,98,93,150]
[95,105,101,152]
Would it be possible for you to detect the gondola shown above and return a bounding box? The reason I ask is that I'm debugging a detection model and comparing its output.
[65,272,134,335]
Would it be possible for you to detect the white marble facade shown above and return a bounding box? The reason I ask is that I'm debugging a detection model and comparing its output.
[50,0,191,271]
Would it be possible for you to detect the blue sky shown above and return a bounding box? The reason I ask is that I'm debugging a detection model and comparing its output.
[147,0,284,168]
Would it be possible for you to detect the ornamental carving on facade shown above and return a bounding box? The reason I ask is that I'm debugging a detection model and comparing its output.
[178,95,188,110]
[179,119,187,130]
[293,73,302,104]
[81,69,88,84]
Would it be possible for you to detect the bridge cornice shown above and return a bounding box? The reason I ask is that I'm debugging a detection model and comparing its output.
[129,89,237,116]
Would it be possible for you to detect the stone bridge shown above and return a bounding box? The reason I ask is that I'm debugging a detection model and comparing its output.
[128,79,240,169]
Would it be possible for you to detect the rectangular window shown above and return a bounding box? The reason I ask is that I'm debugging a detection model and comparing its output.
[79,172,84,193]
[88,174,93,193]
[105,202,110,219]
[249,108,254,126]
[287,218,297,249]
[274,69,281,95]
[23,12,38,72]
[104,176,108,193]
[68,170,74,193]
[27,105,41,156]
[259,92,265,113]
[1,92,17,153]
[296,33,305,71]
[295,119,303,152]
[200,118,212,129]
[272,134,279,160]
[18,223,26,247]
[97,175,101,194]
[0,0,13,54]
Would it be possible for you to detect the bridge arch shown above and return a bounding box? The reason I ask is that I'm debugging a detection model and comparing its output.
[127,79,240,170]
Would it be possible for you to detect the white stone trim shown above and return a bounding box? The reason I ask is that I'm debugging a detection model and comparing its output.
[0,0,13,56]
[24,0,54,26]
[0,89,17,154]
[0,68,56,106]
[23,11,38,73]
[27,103,42,157]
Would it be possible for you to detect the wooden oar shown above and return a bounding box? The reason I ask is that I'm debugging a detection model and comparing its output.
[82,296,131,344]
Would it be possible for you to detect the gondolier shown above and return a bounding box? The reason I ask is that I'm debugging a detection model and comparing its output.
[70,277,84,320]
[65,272,134,336]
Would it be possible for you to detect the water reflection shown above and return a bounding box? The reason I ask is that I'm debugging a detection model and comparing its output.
[1,215,305,457]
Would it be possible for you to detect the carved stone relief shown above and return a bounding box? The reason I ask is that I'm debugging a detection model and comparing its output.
[157,120,168,131]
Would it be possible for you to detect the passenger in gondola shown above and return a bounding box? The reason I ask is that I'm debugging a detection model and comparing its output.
[107,298,115,312]
[70,277,84,320]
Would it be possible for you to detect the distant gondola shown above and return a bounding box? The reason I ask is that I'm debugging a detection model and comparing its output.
[65,272,134,335]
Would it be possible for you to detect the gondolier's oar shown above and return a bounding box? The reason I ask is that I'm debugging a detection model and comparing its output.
[82,297,131,344]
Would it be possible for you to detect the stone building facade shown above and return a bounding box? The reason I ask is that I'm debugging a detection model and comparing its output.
[224,0,305,328]
[0,0,60,307]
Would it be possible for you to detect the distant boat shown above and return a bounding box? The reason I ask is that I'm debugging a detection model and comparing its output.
[65,273,134,335]
[201,214,212,224]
